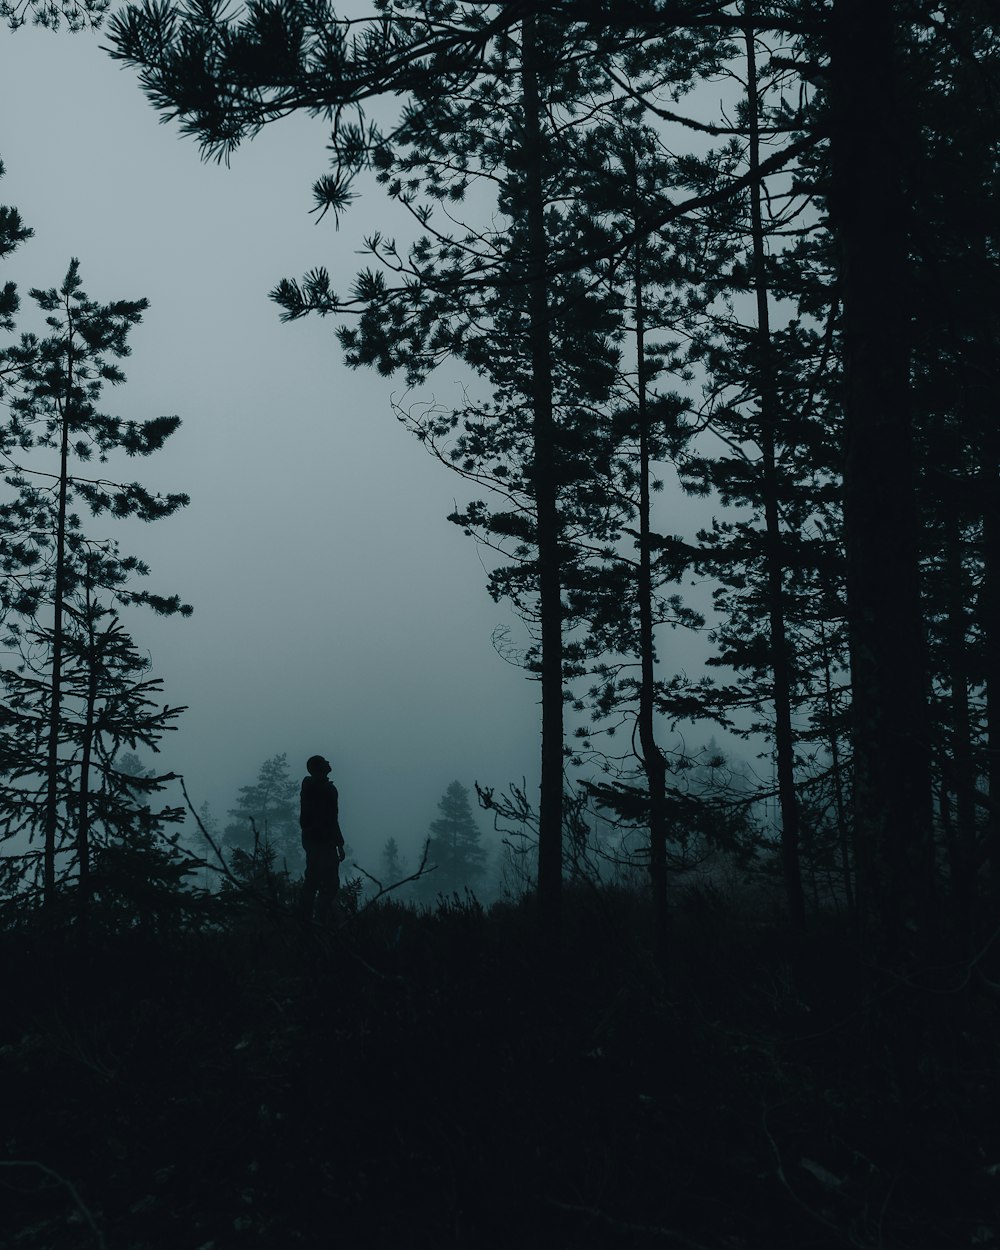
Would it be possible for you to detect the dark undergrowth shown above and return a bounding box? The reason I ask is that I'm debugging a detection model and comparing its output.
[2,885,998,1250]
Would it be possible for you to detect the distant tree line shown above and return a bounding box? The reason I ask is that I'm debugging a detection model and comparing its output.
[217,761,491,906]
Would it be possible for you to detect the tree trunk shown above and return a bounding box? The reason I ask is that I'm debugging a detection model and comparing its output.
[43,311,74,911]
[522,14,563,936]
[831,0,934,956]
[630,152,670,965]
[817,615,855,920]
[943,511,976,946]
[745,10,806,931]
[76,589,99,933]
[982,436,1000,889]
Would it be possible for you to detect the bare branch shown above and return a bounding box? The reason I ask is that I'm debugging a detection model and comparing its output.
[0,1160,107,1250]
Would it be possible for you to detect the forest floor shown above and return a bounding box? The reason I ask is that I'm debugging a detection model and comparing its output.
[2,885,999,1250]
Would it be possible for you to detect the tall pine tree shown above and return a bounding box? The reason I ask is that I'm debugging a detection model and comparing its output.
[0,260,189,911]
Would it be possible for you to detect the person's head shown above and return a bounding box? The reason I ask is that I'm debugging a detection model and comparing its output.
[306,754,331,778]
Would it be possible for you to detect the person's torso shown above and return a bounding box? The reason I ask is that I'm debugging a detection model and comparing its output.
[300,776,339,836]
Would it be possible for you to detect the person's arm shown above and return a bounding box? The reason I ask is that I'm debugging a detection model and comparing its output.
[331,784,346,858]
[299,778,309,832]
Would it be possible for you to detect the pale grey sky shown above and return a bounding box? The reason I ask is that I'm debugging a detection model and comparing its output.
[1,21,556,859]
[0,17,736,869]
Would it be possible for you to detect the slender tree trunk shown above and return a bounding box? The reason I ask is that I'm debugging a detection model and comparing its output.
[76,673,98,929]
[982,435,1000,888]
[522,14,563,936]
[944,512,977,946]
[817,615,855,920]
[76,590,99,932]
[970,225,1000,898]
[831,0,934,956]
[629,153,670,965]
[932,7,1000,919]
[43,312,74,911]
[745,11,806,931]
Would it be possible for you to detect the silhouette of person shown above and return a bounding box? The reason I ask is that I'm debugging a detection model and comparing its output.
[299,754,346,922]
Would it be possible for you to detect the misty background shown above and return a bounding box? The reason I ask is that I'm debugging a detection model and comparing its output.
[0,20,731,872]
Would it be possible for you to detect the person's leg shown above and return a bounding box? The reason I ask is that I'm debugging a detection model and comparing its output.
[315,847,341,923]
[300,844,319,920]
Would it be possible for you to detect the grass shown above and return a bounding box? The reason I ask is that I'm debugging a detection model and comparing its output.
[2,882,998,1249]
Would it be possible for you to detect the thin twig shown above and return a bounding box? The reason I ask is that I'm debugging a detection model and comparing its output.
[340,839,435,928]
[177,774,243,890]
[547,1197,715,1248]
[761,1102,842,1235]
[0,1159,107,1250]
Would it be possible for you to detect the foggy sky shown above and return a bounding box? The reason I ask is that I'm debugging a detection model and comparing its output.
[0,18,727,870]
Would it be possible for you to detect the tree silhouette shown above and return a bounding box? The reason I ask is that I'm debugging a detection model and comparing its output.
[0,572,187,922]
[0,260,189,911]
[421,781,487,900]
[223,753,301,874]
[379,836,408,886]
[828,0,934,957]
[2,0,106,30]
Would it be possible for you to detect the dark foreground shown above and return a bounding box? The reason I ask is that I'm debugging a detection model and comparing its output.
[3,888,998,1250]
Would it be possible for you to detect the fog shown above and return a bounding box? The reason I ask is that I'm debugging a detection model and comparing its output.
[0,19,724,870]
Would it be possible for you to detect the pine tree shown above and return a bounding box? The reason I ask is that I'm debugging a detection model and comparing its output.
[2,0,107,31]
[667,11,828,930]
[379,836,409,887]
[223,753,301,873]
[886,5,1000,949]
[273,14,630,934]
[0,162,33,338]
[0,558,190,922]
[422,781,487,900]
[558,117,718,955]
[0,260,190,912]
[828,0,935,957]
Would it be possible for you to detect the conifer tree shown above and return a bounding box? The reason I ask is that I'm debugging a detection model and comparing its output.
[2,0,106,30]
[274,13,632,933]
[0,260,190,911]
[223,752,301,873]
[421,780,487,899]
[829,0,935,955]
[558,117,718,954]
[889,5,1000,948]
[664,9,826,929]
[379,836,408,886]
[0,162,32,340]
[2,568,186,911]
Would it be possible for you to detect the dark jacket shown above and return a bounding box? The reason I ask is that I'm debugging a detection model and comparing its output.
[299,776,345,845]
